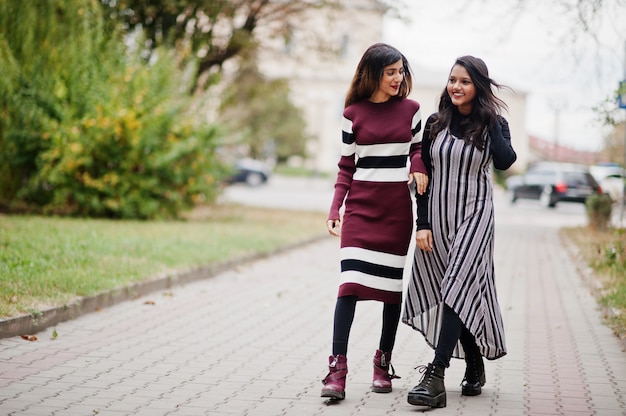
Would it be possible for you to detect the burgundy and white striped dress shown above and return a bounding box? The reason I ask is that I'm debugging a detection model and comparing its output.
[328,98,423,305]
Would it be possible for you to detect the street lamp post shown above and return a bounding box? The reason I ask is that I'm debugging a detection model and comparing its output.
[549,100,565,162]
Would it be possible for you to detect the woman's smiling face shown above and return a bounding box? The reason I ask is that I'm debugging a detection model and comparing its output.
[370,59,404,103]
[447,64,476,115]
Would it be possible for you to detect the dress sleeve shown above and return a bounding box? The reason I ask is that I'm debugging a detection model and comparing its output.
[490,116,517,170]
[415,114,436,230]
[328,115,356,220]
[409,105,426,174]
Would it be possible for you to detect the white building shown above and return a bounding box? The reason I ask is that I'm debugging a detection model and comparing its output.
[257,0,528,174]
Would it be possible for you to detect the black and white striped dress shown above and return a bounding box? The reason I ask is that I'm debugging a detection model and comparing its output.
[403,113,514,360]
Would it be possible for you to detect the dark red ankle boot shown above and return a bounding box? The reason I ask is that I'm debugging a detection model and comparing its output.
[372,350,400,393]
[321,355,348,400]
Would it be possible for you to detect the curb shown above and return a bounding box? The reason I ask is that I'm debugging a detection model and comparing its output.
[0,233,328,340]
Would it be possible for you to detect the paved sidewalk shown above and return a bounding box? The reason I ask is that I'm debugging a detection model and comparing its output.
[1,202,626,415]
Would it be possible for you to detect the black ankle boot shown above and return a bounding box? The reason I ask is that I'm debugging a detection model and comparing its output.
[461,353,485,396]
[407,363,446,408]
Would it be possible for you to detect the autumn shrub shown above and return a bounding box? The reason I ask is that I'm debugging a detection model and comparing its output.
[22,53,226,219]
[0,0,227,219]
[585,193,613,231]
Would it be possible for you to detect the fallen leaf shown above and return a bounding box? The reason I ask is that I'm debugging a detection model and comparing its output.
[144,300,156,305]
[21,335,38,341]
[51,328,58,340]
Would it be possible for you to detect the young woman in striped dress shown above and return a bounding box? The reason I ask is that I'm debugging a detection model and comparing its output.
[320,43,428,400]
[403,56,517,408]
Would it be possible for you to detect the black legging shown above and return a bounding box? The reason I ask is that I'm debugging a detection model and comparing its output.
[331,295,402,356]
[433,304,480,368]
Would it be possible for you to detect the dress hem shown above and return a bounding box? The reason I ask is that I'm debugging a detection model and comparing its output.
[338,283,402,304]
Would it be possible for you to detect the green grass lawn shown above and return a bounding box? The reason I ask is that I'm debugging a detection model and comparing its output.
[0,204,327,319]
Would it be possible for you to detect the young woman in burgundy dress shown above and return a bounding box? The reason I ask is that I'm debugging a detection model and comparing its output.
[321,43,428,400]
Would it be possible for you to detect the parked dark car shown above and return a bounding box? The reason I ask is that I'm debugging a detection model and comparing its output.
[226,158,271,187]
[506,162,602,208]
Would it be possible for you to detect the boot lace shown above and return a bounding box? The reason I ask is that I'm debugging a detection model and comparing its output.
[415,365,433,387]
[464,354,481,383]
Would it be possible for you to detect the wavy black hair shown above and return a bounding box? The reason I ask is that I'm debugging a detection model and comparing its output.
[431,55,510,150]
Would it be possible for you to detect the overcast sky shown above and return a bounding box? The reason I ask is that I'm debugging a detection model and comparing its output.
[382,0,625,151]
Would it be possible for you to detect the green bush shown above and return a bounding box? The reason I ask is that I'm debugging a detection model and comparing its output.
[22,52,226,219]
[0,0,227,219]
[585,193,614,231]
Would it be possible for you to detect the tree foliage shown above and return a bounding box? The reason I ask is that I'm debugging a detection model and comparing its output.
[219,52,308,162]
[497,0,625,154]
[599,122,625,165]
[102,0,342,163]
[0,0,226,219]
[101,0,340,91]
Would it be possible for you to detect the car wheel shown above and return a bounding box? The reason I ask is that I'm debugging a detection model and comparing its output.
[508,189,518,204]
[539,185,557,208]
[245,172,264,187]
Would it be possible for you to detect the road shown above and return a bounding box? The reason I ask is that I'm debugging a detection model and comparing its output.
[222,173,591,228]
[220,174,336,213]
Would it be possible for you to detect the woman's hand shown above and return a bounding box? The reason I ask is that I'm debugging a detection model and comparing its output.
[408,172,429,195]
[327,219,341,237]
[416,229,433,252]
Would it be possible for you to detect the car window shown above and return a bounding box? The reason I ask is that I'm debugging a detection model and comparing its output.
[563,172,589,186]
[562,172,600,187]
[584,173,600,187]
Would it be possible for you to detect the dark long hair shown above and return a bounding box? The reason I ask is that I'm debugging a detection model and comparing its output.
[344,43,412,108]
[431,55,510,150]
